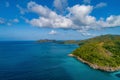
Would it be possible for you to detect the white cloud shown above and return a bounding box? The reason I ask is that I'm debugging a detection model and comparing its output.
[68,5,96,28]
[24,1,120,36]
[83,0,91,4]
[27,1,50,17]
[27,1,73,29]
[98,15,120,27]
[29,16,73,29]
[95,2,107,8]
[48,30,57,35]
[6,2,10,7]
[53,0,68,13]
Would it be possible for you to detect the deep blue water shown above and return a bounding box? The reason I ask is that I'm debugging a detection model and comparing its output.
[0,41,120,80]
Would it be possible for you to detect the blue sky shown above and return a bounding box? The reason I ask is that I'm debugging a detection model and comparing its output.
[0,0,120,41]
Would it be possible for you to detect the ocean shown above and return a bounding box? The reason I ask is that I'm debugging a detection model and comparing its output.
[0,41,120,80]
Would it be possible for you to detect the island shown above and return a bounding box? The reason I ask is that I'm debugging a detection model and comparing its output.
[37,39,57,43]
[37,39,79,44]
[70,34,120,72]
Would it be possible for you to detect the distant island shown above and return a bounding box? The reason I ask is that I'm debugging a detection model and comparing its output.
[37,39,57,43]
[70,34,120,72]
[37,39,80,44]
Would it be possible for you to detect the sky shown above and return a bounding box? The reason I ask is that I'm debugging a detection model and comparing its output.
[0,0,120,41]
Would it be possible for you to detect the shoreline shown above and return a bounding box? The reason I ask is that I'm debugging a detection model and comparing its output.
[69,54,120,72]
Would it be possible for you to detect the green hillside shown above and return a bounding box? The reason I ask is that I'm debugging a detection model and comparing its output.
[72,34,120,71]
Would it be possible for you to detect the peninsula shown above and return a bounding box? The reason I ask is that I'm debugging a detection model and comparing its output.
[70,34,120,72]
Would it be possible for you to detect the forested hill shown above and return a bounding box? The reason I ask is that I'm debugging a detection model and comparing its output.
[78,34,120,45]
[72,34,120,72]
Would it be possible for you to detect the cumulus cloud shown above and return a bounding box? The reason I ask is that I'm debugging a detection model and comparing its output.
[22,1,120,36]
[83,0,91,4]
[95,2,107,8]
[27,2,50,17]
[53,0,68,13]
[48,30,57,35]
[68,5,96,29]
[99,15,120,27]
[27,1,73,29]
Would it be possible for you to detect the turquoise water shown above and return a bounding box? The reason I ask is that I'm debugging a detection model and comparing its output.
[0,41,120,80]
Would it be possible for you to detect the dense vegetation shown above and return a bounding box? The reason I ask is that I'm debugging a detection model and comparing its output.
[72,34,120,67]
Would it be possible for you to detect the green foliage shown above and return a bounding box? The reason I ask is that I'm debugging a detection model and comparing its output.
[72,34,120,67]
[60,40,78,44]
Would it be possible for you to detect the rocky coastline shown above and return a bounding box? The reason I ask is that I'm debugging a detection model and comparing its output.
[69,54,120,72]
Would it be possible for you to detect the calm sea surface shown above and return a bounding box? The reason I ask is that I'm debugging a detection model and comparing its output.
[0,41,120,80]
